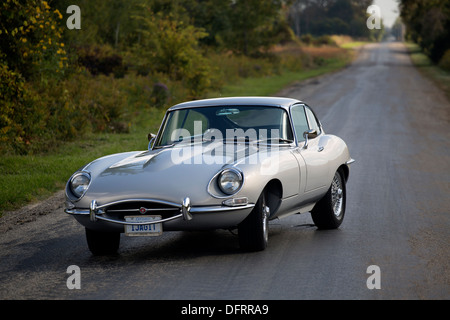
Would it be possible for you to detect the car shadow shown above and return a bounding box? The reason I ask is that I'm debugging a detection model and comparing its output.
[89,230,243,263]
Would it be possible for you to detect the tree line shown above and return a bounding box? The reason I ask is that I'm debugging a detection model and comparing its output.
[287,0,382,40]
[399,0,450,65]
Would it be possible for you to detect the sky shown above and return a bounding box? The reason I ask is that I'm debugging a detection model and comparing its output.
[373,0,400,27]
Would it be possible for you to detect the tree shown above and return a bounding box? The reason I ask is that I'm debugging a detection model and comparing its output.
[0,0,69,79]
[221,0,287,56]
[131,4,211,98]
[400,0,450,63]
[287,0,375,38]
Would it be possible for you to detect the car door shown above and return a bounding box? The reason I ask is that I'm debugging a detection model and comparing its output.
[290,104,329,194]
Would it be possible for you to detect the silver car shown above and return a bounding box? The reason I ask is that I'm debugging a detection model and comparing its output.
[65,97,354,255]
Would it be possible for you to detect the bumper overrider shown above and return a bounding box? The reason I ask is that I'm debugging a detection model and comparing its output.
[65,197,255,232]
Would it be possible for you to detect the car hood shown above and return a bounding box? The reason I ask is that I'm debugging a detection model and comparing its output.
[77,141,270,206]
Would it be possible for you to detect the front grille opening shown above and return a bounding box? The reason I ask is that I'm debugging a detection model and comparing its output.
[105,201,181,219]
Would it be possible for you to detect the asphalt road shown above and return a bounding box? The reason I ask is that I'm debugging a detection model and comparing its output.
[0,42,449,301]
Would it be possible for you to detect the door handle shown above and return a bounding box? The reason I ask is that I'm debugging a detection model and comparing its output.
[318,146,324,152]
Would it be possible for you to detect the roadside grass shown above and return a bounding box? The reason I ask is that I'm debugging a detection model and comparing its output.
[405,42,450,101]
[330,35,369,49]
[340,41,369,49]
[213,58,350,97]
[211,44,352,97]
[0,43,352,216]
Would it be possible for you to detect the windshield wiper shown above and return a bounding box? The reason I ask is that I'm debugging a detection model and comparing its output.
[152,143,174,149]
[254,138,294,144]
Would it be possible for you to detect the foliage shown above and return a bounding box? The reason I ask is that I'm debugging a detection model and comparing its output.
[219,0,291,56]
[0,0,75,154]
[287,0,379,39]
[0,0,69,79]
[439,50,450,72]
[400,0,450,63]
[77,44,126,77]
[0,63,40,154]
[130,7,211,98]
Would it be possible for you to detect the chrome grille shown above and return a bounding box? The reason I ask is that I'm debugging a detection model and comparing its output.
[104,201,181,219]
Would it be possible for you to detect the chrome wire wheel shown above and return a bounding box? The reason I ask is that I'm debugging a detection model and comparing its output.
[311,169,346,229]
[331,173,344,218]
[262,201,270,245]
[238,191,269,251]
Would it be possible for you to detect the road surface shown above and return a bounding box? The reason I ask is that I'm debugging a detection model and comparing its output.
[0,42,449,301]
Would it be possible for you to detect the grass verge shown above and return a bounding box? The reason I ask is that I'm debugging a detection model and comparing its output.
[404,42,450,101]
[214,58,350,97]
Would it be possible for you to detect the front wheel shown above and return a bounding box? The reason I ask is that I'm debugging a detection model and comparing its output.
[238,191,270,251]
[311,170,346,229]
[85,228,120,255]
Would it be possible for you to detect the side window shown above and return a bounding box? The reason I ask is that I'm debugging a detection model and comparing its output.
[305,107,321,135]
[291,105,309,142]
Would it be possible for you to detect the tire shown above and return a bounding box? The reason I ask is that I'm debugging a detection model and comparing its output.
[85,228,120,255]
[311,170,346,229]
[238,191,270,251]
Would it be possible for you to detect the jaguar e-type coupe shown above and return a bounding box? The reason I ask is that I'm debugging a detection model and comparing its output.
[65,97,354,255]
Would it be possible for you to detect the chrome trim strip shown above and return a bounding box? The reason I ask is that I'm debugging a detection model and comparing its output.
[346,158,355,165]
[95,198,182,210]
[190,203,255,213]
[65,208,92,215]
[65,203,255,225]
[96,213,184,226]
[106,208,180,213]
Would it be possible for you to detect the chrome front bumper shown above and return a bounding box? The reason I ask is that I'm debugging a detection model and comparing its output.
[65,197,255,229]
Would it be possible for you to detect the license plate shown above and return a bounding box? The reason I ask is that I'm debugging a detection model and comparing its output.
[124,216,162,237]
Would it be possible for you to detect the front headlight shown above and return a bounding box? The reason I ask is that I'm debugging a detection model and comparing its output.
[218,168,243,195]
[69,172,91,198]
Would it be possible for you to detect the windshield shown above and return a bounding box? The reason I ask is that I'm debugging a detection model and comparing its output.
[154,106,294,148]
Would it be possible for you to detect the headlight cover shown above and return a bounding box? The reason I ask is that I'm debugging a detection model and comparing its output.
[218,168,243,195]
[69,172,91,199]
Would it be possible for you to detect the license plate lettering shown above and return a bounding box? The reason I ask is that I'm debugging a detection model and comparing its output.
[130,224,158,232]
[125,216,162,237]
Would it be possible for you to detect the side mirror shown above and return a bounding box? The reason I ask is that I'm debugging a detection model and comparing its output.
[148,133,156,141]
[148,133,156,150]
[302,129,317,149]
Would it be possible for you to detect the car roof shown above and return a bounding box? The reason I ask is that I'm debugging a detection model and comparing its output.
[168,97,303,111]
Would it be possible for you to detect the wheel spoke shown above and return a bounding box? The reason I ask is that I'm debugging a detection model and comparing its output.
[331,174,343,217]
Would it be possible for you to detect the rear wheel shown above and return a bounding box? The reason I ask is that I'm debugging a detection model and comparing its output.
[311,170,346,229]
[85,228,120,255]
[238,191,270,251]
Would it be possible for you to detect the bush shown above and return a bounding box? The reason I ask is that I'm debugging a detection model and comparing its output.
[77,45,127,78]
[314,35,338,47]
[439,49,450,72]
[0,0,69,80]
[0,63,47,154]
[130,10,213,98]
[300,34,314,45]
[150,82,169,108]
